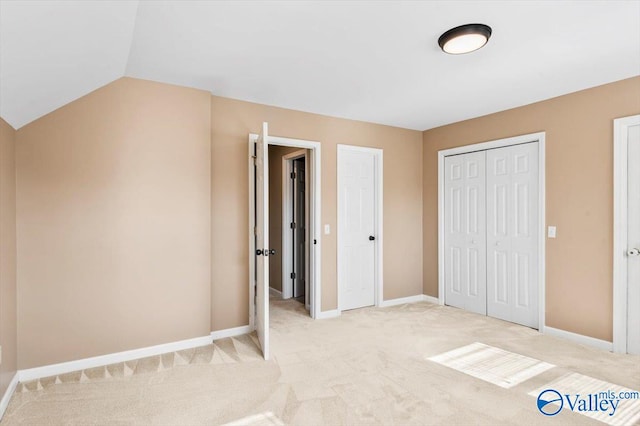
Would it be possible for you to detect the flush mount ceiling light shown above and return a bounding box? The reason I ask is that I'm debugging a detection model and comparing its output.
[438,23,492,55]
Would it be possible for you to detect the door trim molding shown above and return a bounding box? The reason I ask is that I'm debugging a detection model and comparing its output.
[249,133,322,320]
[336,144,384,312]
[613,114,640,354]
[437,132,546,331]
[282,149,307,301]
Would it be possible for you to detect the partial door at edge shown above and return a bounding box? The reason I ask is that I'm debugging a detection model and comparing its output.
[626,121,640,354]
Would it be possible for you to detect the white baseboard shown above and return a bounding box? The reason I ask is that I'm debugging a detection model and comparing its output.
[0,372,19,421]
[316,309,341,319]
[19,335,212,383]
[210,325,253,340]
[269,287,282,299]
[545,326,613,352]
[422,294,441,305]
[379,294,426,307]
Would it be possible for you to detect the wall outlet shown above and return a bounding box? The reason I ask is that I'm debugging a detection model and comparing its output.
[324,224,330,235]
[548,226,557,238]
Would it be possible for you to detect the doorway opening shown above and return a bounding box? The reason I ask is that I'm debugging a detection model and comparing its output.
[248,124,322,359]
[270,147,311,313]
[284,152,309,308]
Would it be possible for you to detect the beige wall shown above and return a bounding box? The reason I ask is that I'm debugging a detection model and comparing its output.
[16,78,212,368]
[422,76,640,342]
[268,145,304,293]
[0,118,17,395]
[8,76,422,368]
[4,73,635,369]
[211,96,423,331]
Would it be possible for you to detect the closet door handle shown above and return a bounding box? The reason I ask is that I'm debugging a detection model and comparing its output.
[369,236,375,241]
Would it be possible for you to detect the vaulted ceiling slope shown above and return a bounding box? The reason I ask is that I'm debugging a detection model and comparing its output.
[1,1,639,130]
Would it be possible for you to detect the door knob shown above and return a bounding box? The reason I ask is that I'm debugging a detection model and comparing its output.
[256,249,263,256]
[369,236,375,241]
[269,249,276,255]
[628,248,640,256]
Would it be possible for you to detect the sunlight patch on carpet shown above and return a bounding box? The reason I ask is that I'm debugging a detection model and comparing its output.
[428,342,555,388]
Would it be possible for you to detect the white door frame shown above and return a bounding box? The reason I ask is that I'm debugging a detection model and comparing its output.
[282,149,307,301]
[249,134,322,323]
[437,132,546,331]
[337,144,384,312]
[613,114,640,353]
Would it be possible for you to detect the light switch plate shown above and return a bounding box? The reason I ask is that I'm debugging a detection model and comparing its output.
[324,224,330,235]
[548,226,557,238]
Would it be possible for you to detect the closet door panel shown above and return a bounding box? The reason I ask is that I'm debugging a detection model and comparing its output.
[444,151,487,315]
[486,143,539,328]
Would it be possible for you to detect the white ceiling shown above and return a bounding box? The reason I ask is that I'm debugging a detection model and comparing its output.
[1,1,639,130]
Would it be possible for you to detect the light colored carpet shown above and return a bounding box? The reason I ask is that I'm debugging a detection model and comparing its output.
[2,299,639,425]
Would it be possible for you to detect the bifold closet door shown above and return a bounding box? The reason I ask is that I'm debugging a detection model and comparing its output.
[444,151,487,315]
[486,143,539,328]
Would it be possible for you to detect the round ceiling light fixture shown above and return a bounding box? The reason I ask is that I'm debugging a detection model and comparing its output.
[438,23,492,55]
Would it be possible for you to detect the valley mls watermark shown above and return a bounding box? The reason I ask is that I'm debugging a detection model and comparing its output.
[536,388,640,417]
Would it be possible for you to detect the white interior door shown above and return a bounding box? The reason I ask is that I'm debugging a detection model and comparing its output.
[255,122,270,360]
[486,143,539,328]
[444,151,487,315]
[338,147,376,311]
[626,122,640,354]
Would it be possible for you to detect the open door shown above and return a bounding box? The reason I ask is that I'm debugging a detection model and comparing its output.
[255,122,270,360]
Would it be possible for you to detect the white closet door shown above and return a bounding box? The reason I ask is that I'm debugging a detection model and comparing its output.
[486,143,539,328]
[444,151,487,315]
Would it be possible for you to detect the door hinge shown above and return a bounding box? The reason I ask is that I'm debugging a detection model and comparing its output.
[291,172,296,179]
[291,272,296,279]
[290,222,296,229]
